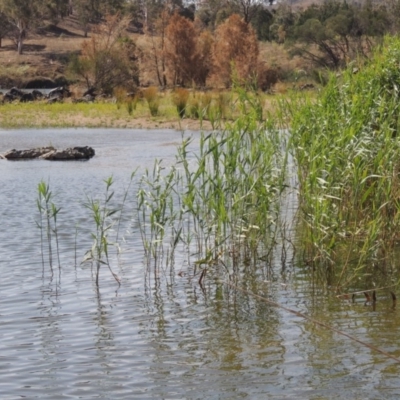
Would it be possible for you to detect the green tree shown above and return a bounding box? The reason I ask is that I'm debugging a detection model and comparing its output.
[251,7,273,41]
[0,11,11,47]
[291,1,388,69]
[0,0,40,54]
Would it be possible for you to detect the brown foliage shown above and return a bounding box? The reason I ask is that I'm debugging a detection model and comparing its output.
[195,30,214,87]
[70,14,139,94]
[213,14,259,87]
[165,13,197,86]
[165,13,213,87]
[257,63,279,92]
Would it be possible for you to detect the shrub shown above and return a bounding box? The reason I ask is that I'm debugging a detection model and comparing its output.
[188,92,212,119]
[113,87,126,110]
[257,64,279,92]
[68,14,139,95]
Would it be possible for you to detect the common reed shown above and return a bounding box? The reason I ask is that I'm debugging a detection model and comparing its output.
[83,176,121,286]
[286,36,400,286]
[36,180,61,274]
[135,88,288,280]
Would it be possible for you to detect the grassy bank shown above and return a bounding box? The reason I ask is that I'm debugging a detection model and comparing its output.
[0,89,288,130]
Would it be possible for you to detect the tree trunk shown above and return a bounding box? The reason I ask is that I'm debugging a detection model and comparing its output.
[17,19,25,55]
[17,30,24,54]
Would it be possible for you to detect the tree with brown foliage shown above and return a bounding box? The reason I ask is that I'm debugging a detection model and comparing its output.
[165,13,198,86]
[163,13,214,87]
[213,14,259,87]
[194,30,214,87]
[148,8,170,87]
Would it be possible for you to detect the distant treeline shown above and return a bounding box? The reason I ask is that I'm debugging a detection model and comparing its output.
[1,0,399,89]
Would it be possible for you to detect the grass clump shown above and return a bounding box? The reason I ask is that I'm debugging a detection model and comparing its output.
[172,88,189,118]
[143,86,160,117]
[113,86,126,110]
[287,36,400,286]
[188,92,212,121]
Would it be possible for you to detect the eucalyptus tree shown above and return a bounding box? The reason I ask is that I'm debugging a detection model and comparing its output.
[0,0,41,54]
[0,11,11,47]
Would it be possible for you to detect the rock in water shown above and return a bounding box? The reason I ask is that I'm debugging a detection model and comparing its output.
[2,146,95,161]
[3,147,55,159]
[41,146,95,160]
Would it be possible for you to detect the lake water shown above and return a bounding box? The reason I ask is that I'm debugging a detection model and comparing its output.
[1,128,400,399]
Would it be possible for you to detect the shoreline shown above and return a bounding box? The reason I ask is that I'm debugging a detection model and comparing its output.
[0,103,215,131]
[0,116,213,131]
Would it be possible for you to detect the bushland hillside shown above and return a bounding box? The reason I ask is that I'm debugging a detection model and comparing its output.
[0,0,398,93]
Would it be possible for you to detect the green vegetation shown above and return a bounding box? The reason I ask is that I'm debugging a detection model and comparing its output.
[36,180,61,274]
[26,35,400,292]
[287,36,400,287]
[2,0,400,94]
[0,90,286,128]
[82,176,121,287]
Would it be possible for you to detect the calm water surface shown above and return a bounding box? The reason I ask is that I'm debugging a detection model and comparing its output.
[1,128,400,399]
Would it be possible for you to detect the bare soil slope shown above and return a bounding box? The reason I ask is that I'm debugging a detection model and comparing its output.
[0,16,88,88]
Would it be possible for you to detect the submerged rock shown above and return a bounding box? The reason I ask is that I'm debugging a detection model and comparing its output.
[3,146,95,161]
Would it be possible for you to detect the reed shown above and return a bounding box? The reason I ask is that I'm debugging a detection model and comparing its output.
[36,180,61,274]
[83,176,121,287]
[135,88,288,281]
[285,36,400,286]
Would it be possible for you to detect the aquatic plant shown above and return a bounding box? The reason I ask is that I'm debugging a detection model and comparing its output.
[83,176,121,287]
[135,88,289,281]
[36,180,61,273]
[287,36,400,286]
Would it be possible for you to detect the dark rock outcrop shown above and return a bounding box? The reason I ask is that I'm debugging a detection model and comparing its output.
[41,146,95,160]
[3,146,95,161]
[3,147,55,159]
[2,87,49,103]
[48,86,71,99]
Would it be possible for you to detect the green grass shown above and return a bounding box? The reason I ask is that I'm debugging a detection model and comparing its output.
[0,90,285,128]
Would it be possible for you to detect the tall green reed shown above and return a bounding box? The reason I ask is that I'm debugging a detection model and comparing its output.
[136,88,288,282]
[36,180,61,273]
[83,176,121,287]
[286,36,400,287]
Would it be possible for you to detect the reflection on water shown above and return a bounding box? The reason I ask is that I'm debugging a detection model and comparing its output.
[0,128,400,399]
